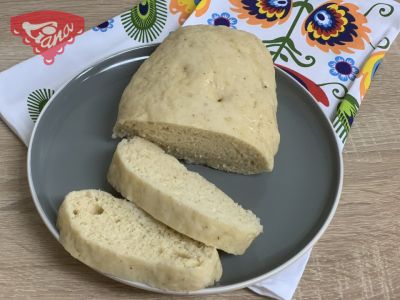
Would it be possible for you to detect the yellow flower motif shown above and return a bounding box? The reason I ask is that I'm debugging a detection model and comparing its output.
[169,0,210,24]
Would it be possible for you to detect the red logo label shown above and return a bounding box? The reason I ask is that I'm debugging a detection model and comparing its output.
[11,11,84,65]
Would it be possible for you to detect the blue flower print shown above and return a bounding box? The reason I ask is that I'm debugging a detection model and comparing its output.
[92,18,114,32]
[329,56,359,82]
[207,12,237,29]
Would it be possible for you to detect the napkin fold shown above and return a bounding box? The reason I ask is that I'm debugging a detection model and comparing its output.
[1,1,399,299]
[249,250,311,300]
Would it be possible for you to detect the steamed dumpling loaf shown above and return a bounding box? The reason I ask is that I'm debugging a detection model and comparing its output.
[113,25,280,174]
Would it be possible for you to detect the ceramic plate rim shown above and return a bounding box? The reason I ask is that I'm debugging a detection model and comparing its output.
[27,44,343,295]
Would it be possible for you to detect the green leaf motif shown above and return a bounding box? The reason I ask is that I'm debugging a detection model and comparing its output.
[285,38,302,55]
[333,94,360,142]
[263,38,315,67]
[282,45,316,67]
[27,88,55,122]
[263,43,282,49]
[263,37,286,44]
[280,53,289,62]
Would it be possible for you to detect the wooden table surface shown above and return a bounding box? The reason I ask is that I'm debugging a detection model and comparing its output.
[0,1,399,299]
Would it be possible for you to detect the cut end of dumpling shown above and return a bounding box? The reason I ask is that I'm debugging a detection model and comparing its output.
[57,189,222,291]
[113,121,276,174]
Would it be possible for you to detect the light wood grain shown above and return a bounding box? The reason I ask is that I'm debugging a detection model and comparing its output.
[0,1,399,299]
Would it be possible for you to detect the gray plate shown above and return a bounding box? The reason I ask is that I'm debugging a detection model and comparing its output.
[28,45,343,295]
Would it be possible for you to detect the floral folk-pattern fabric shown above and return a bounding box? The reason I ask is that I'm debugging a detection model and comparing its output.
[7,0,398,147]
[183,0,399,146]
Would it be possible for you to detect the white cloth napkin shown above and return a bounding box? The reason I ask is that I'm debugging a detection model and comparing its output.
[249,250,311,300]
[1,0,399,299]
